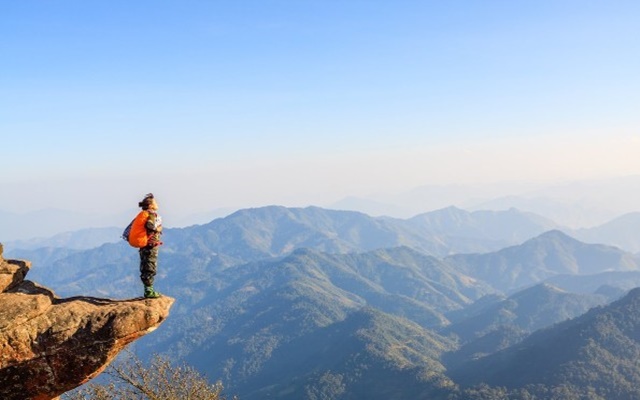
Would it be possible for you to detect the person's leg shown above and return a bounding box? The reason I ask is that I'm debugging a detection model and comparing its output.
[139,247,160,297]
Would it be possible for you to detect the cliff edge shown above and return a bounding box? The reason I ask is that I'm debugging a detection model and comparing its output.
[0,243,175,400]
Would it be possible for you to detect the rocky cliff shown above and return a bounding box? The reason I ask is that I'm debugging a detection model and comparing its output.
[0,243,174,400]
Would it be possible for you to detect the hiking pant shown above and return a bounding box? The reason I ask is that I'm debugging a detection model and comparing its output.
[139,246,159,287]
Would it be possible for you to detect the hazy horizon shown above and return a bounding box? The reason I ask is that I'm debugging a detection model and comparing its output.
[2,2,640,229]
[2,174,640,237]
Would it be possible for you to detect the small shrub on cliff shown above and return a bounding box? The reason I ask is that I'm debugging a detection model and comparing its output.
[63,353,234,400]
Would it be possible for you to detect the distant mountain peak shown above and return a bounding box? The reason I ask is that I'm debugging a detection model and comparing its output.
[448,226,639,293]
[536,229,574,240]
[518,229,583,249]
[509,282,566,301]
[413,205,469,219]
[437,205,468,213]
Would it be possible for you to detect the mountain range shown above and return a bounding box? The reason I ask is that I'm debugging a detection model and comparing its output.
[447,230,640,293]
[7,205,640,258]
[0,208,129,242]
[445,283,609,342]
[5,175,640,242]
[330,176,640,228]
[449,287,640,399]
[6,227,122,250]
[4,204,640,399]
[571,212,640,253]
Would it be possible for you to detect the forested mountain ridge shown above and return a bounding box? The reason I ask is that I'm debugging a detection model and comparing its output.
[442,283,609,372]
[137,246,488,398]
[449,287,640,399]
[447,230,640,293]
[18,205,560,299]
[5,205,640,399]
[444,283,608,342]
[166,205,557,260]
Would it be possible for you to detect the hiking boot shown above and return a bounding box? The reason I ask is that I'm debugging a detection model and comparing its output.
[144,286,162,299]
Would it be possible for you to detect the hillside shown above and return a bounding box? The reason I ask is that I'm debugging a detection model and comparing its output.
[223,308,456,400]
[11,205,558,279]
[572,212,640,253]
[442,284,608,370]
[544,270,640,296]
[18,206,555,299]
[5,205,639,399]
[449,287,640,398]
[408,206,557,254]
[447,230,640,293]
[134,246,491,397]
[444,283,607,342]
[171,205,558,259]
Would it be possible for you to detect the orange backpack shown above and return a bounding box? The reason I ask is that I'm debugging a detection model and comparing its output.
[127,211,150,248]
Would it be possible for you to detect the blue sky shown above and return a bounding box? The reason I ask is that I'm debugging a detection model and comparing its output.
[2,1,640,218]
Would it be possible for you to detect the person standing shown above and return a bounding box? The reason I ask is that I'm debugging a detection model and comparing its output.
[133,193,163,298]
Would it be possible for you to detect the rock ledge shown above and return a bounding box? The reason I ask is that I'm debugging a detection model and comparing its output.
[0,244,174,400]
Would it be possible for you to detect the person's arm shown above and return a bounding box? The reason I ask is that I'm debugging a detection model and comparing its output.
[146,212,159,232]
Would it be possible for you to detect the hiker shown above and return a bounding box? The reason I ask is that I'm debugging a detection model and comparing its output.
[133,193,163,298]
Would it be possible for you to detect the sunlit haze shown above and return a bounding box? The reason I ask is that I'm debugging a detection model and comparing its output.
[2,1,640,229]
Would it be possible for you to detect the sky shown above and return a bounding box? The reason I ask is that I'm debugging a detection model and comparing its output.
[2,1,640,223]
